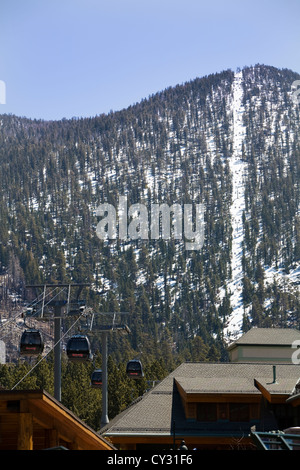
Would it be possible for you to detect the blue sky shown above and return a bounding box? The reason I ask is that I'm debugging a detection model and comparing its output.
[1,0,300,121]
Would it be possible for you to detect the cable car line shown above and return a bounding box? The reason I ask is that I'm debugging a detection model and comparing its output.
[25,286,68,318]
[0,309,26,341]
[0,287,65,342]
[0,286,71,341]
[0,316,26,342]
[11,309,88,391]
[6,289,133,429]
[0,285,80,342]
[23,286,61,315]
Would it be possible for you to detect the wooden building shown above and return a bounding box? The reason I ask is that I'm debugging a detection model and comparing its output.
[101,361,300,450]
[0,389,115,450]
[101,328,300,450]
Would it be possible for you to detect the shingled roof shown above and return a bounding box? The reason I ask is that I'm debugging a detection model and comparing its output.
[227,327,300,348]
[101,362,300,438]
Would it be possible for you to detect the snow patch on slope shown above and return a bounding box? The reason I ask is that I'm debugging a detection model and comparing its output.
[223,70,247,341]
[223,70,300,343]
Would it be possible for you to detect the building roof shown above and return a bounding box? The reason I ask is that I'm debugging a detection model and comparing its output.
[0,389,115,450]
[102,362,300,438]
[227,327,300,349]
[174,362,300,395]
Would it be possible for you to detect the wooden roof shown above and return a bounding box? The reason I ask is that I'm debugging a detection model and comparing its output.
[0,389,115,450]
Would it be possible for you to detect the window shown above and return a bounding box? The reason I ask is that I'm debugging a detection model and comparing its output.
[197,403,217,421]
[229,403,249,422]
[196,402,255,422]
[218,403,228,420]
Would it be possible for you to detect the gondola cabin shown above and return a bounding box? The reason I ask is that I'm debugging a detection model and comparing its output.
[66,334,92,362]
[126,359,144,379]
[91,369,103,388]
[20,329,44,356]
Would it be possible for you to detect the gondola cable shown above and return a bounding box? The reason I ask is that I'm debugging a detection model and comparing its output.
[11,309,87,391]
[0,286,67,341]
[25,286,66,319]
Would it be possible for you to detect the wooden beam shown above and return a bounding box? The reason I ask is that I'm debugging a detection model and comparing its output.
[18,413,33,450]
[46,428,59,449]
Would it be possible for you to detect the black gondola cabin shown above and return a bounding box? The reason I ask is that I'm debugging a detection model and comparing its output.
[66,334,92,362]
[126,359,144,379]
[91,369,103,388]
[20,329,44,356]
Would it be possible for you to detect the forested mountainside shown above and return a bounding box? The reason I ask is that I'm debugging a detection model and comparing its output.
[0,64,299,366]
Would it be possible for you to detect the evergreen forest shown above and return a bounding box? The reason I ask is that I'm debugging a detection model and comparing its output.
[0,64,299,425]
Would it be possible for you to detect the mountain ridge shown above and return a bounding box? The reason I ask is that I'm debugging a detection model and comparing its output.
[0,64,299,363]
